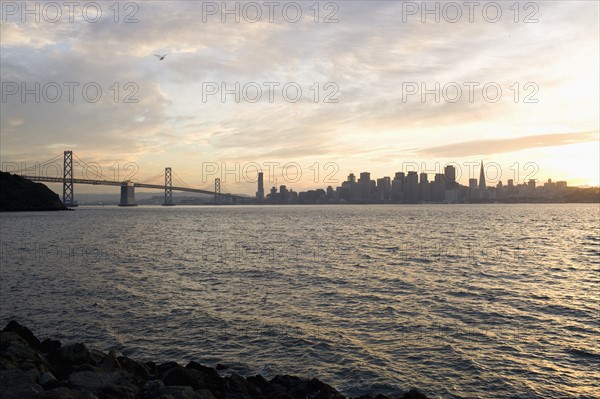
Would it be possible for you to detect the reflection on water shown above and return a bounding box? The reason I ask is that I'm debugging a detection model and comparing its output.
[1,204,598,398]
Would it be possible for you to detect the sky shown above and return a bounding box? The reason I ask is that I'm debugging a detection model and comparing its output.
[1,0,599,196]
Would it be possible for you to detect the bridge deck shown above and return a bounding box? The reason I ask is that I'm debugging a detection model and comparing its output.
[19,175,245,200]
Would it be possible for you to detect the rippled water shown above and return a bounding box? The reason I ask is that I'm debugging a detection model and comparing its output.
[1,204,598,398]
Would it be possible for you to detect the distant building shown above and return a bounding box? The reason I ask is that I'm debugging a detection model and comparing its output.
[469,178,478,201]
[444,165,458,189]
[256,172,264,202]
[528,179,536,196]
[469,178,477,190]
[326,185,334,201]
[358,172,372,201]
[279,185,289,202]
[435,173,447,202]
[404,171,419,203]
[269,186,277,199]
[377,177,391,201]
[478,160,486,191]
[391,172,404,201]
[419,172,430,202]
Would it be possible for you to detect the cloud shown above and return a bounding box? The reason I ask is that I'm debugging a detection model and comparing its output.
[416,131,600,158]
[1,1,598,189]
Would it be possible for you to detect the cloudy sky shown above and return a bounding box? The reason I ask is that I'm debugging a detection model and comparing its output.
[1,1,598,195]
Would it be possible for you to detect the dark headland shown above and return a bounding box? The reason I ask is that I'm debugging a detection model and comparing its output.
[0,321,428,399]
[0,172,68,212]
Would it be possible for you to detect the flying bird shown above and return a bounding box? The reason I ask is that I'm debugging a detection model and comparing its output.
[154,54,168,61]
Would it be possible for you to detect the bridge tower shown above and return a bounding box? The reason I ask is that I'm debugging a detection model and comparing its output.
[62,150,75,207]
[118,181,137,206]
[163,167,174,206]
[214,178,221,205]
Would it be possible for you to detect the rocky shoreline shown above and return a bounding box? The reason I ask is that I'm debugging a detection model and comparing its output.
[0,321,428,399]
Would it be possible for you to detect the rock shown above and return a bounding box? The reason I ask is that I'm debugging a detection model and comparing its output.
[161,366,203,390]
[0,368,43,398]
[157,361,180,376]
[185,361,219,378]
[195,389,217,399]
[38,387,100,399]
[158,385,195,399]
[99,381,139,399]
[246,374,272,394]
[69,370,110,391]
[270,375,302,390]
[402,389,427,399]
[303,378,345,399]
[99,351,121,371]
[2,321,42,351]
[118,356,151,386]
[46,343,96,380]
[139,379,164,399]
[184,362,224,391]
[89,350,106,365]
[144,361,158,377]
[41,338,62,353]
[68,369,139,398]
[39,371,58,386]
[215,364,228,370]
[224,372,260,396]
[37,387,73,399]
[47,343,94,367]
[269,375,344,399]
[0,331,50,372]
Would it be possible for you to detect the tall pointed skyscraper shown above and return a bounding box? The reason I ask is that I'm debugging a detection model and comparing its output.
[478,160,486,191]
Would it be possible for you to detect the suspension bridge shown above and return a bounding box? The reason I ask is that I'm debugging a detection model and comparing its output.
[7,150,249,207]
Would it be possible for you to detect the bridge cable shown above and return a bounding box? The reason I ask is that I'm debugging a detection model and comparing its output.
[19,154,63,173]
[172,171,193,188]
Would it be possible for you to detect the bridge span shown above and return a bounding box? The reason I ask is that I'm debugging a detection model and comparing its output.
[12,151,248,207]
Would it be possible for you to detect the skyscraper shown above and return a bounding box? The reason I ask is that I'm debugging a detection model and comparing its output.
[405,171,419,203]
[256,172,264,201]
[377,177,391,201]
[444,165,458,189]
[358,172,372,201]
[469,178,478,191]
[433,173,446,202]
[478,161,486,191]
[419,173,430,202]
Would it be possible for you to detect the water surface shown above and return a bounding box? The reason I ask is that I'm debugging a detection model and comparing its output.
[1,204,598,398]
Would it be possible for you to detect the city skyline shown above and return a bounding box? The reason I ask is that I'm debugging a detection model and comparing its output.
[260,160,595,204]
[3,155,597,201]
